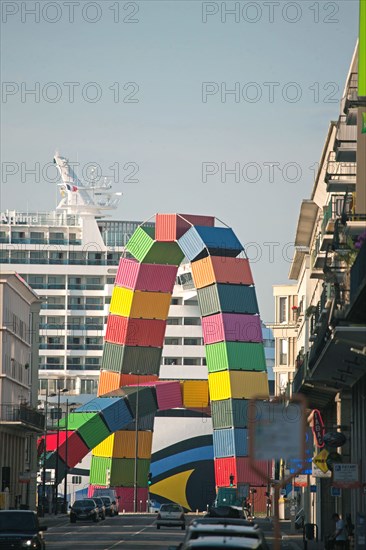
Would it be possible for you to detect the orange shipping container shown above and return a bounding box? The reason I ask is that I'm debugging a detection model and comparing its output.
[98,371,158,397]
[110,287,171,320]
[156,213,215,241]
[191,256,254,289]
[182,380,209,408]
[93,430,153,459]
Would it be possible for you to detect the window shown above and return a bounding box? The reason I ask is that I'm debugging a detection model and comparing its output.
[279,339,288,365]
[184,338,202,346]
[185,299,198,306]
[171,298,182,305]
[47,357,61,364]
[184,317,201,326]
[85,358,100,365]
[183,358,201,366]
[80,379,98,394]
[38,379,48,394]
[107,277,115,284]
[164,338,181,345]
[163,357,182,365]
[279,297,287,323]
[166,318,181,325]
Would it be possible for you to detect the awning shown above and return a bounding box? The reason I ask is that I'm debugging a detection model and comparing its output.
[294,200,319,247]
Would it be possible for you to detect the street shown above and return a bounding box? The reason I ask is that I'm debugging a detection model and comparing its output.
[43,514,307,550]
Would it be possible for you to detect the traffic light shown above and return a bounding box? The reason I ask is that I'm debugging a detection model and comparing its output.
[148,472,152,486]
[229,474,234,487]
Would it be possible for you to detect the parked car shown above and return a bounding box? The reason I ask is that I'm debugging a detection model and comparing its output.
[190,518,257,529]
[92,488,120,512]
[0,510,47,550]
[69,498,99,523]
[206,505,246,519]
[156,503,186,530]
[92,497,106,520]
[99,495,118,517]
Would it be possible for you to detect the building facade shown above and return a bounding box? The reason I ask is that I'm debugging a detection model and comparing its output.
[0,272,43,510]
[275,44,366,538]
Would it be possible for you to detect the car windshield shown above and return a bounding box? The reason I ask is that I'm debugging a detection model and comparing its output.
[161,504,182,512]
[93,498,103,505]
[0,512,37,532]
[101,497,111,505]
[73,499,95,508]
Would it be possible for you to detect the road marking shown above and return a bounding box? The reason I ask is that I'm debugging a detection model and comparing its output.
[103,522,155,550]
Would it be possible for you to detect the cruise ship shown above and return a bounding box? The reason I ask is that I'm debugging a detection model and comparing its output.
[0,154,274,509]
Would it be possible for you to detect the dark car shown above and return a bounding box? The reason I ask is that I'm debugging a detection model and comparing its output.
[69,498,99,523]
[206,505,244,519]
[99,496,118,517]
[0,510,47,549]
[92,497,106,520]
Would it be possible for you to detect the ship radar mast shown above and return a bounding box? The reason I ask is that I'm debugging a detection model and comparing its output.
[53,153,121,217]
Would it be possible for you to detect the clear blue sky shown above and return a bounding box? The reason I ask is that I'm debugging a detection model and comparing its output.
[1,0,360,322]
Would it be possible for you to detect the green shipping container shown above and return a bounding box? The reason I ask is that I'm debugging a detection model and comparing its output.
[126,226,184,265]
[58,412,111,450]
[122,386,158,417]
[101,342,162,375]
[211,399,250,429]
[90,456,150,487]
[197,284,259,317]
[206,342,266,373]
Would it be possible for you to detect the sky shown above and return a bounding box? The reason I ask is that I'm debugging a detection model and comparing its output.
[1,0,360,322]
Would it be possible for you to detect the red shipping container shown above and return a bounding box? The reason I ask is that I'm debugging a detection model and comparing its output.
[43,431,67,452]
[132,380,183,410]
[191,256,254,288]
[105,315,166,347]
[214,457,271,487]
[202,313,262,344]
[115,258,177,293]
[58,431,90,468]
[156,213,215,241]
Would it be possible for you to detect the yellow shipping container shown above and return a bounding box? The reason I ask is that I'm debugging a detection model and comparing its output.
[109,287,133,317]
[113,431,153,459]
[93,434,115,457]
[182,380,209,408]
[208,371,269,401]
[110,287,171,320]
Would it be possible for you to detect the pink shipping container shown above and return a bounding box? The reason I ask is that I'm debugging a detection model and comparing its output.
[136,380,183,410]
[156,213,215,241]
[105,315,166,347]
[88,486,149,512]
[214,457,271,487]
[58,431,90,468]
[115,258,177,293]
[202,313,263,344]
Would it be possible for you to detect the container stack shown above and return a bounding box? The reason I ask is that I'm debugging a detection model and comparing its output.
[189,250,270,490]
[92,229,182,492]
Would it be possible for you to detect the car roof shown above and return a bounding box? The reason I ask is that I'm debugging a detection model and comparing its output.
[183,535,263,549]
[188,524,261,534]
[191,518,257,528]
[160,503,183,509]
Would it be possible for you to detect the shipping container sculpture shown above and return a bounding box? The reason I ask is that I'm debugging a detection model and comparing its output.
[43,214,269,509]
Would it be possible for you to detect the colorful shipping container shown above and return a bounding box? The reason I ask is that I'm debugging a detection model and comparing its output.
[93,430,153,459]
[205,342,266,373]
[105,315,166,347]
[208,371,269,401]
[214,456,271,487]
[197,284,259,317]
[101,342,162,375]
[181,380,209,408]
[126,226,185,265]
[115,258,177,292]
[58,412,111,450]
[202,313,262,344]
[97,371,159,397]
[110,287,171,320]
[191,256,254,288]
[155,213,215,241]
[178,226,243,262]
[90,456,151,487]
[213,428,249,458]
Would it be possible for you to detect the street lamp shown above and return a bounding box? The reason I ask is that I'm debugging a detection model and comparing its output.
[62,399,76,513]
[130,371,140,513]
[50,387,68,515]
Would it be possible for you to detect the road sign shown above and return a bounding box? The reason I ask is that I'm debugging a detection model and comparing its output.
[312,463,331,478]
[294,475,308,487]
[331,486,342,497]
[313,448,329,473]
[312,409,325,448]
[333,463,360,488]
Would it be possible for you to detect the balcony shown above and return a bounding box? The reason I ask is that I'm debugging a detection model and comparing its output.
[68,284,104,290]
[66,365,100,371]
[39,344,64,350]
[66,324,104,331]
[41,304,65,310]
[67,304,104,310]
[310,233,326,276]
[67,344,103,350]
[0,404,45,432]
[39,324,65,330]
[346,239,366,323]
[325,158,357,192]
[39,364,64,370]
